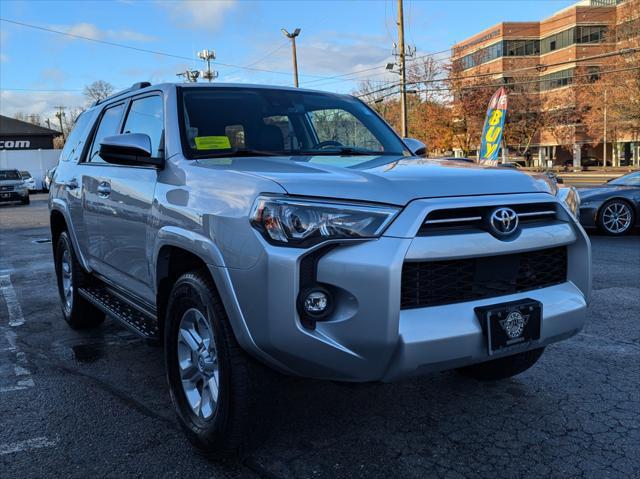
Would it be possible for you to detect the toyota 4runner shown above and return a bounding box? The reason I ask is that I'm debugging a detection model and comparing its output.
[49,82,590,454]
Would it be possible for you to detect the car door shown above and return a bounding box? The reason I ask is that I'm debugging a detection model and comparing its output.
[95,93,164,302]
[80,101,128,269]
[54,110,99,265]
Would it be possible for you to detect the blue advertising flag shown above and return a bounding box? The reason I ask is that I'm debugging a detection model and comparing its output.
[479,87,508,165]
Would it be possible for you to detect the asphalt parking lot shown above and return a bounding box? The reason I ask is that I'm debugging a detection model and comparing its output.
[1,193,639,478]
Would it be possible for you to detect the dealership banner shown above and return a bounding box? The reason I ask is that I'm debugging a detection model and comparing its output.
[479,87,508,165]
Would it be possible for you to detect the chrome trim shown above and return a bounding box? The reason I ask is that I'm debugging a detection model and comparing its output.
[424,216,482,224]
[518,210,556,217]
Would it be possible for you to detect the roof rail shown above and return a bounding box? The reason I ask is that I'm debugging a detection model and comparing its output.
[93,81,152,106]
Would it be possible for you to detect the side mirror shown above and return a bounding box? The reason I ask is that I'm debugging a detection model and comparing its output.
[99,133,163,167]
[404,138,427,157]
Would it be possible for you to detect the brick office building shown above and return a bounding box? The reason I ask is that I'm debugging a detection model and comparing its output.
[451,0,639,167]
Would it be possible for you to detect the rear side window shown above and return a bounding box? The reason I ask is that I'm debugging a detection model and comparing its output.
[122,95,164,157]
[87,103,126,163]
[60,112,94,162]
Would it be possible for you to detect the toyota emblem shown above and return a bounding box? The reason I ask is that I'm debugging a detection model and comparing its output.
[489,207,519,236]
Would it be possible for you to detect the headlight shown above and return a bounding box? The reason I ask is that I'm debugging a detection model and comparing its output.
[557,186,580,218]
[250,195,399,247]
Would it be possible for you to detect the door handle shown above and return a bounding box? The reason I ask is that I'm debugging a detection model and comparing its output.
[64,178,78,190]
[97,181,111,197]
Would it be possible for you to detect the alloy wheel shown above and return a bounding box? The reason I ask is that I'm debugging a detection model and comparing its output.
[177,308,220,420]
[602,202,632,234]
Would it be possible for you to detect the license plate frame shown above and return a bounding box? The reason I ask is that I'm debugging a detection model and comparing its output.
[475,298,541,355]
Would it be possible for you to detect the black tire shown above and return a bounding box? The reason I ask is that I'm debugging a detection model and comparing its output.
[21,196,30,205]
[164,271,264,455]
[456,347,545,381]
[54,231,104,329]
[597,199,635,236]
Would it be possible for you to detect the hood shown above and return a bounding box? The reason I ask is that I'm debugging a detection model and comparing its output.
[578,184,635,200]
[196,155,556,205]
[0,179,25,187]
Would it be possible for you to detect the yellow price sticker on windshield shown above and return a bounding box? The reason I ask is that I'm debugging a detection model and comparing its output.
[194,136,231,150]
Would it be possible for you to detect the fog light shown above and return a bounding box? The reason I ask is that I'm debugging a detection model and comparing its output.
[304,290,328,315]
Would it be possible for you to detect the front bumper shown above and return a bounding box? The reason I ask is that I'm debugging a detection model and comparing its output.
[221,193,591,382]
[0,190,28,202]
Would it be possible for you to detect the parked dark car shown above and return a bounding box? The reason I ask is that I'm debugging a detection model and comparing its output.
[578,171,640,235]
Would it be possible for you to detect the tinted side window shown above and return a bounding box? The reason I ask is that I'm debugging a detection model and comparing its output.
[88,103,126,163]
[60,112,93,162]
[122,96,164,157]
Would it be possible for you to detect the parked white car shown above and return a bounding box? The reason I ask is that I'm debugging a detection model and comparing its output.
[20,171,38,191]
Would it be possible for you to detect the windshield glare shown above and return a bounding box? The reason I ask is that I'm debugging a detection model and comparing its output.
[0,170,21,181]
[180,87,409,160]
[609,172,640,186]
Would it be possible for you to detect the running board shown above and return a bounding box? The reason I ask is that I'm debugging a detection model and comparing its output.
[78,285,159,339]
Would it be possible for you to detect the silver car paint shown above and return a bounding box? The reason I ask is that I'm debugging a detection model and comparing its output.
[50,82,591,381]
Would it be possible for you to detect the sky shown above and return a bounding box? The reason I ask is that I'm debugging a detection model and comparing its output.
[0,0,575,123]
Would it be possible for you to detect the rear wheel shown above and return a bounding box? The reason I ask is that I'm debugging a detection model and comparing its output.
[598,200,634,235]
[54,231,104,329]
[164,271,265,455]
[456,347,545,381]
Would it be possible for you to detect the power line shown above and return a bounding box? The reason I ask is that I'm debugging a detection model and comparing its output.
[0,18,331,80]
[361,65,640,102]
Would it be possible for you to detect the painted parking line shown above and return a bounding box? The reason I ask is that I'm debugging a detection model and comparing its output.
[0,436,59,455]
[0,274,25,327]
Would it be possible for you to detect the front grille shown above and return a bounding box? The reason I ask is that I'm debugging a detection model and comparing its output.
[418,202,558,235]
[0,185,14,192]
[401,247,567,309]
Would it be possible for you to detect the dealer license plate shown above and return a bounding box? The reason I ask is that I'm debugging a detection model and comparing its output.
[475,299,541,355]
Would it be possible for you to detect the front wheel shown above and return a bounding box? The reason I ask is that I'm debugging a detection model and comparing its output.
[164,271,264,455]
[598,200,635,235]
[456,347,545,381]
[21,195,30,205]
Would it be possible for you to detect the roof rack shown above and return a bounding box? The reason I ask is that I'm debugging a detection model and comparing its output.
[93,82,152,106]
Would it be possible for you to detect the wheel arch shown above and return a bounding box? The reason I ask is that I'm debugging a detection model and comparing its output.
[597,196,638,219]
[49,201,91,272]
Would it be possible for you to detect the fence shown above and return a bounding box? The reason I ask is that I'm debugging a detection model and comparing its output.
[0,149,61,189]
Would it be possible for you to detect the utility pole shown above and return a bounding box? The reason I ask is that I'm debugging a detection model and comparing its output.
[281,28,301,87]
[198,49,218,82]
[176,70,200,82]
[397,0,408,138]
[603,88,608,168]
[54,106,66,140]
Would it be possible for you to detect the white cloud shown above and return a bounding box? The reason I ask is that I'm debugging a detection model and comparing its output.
[160,0,237,29]
[53,22,157,42]
[0,91,85,122]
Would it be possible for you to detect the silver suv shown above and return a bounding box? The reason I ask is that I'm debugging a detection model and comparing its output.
[49,82,590,454]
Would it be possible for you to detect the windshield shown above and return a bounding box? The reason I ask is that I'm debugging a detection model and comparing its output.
[0,170,21,181]
[20,171,32,179]
[609,172,640,186]
[179,87,409,160]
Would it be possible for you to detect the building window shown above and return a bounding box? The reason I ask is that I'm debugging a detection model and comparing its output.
[576,25,608,44]
[504,39,540,57]
[540,68,575,91]
[459,38,539,69]
[540,25,608,54]
[587,66,600,82]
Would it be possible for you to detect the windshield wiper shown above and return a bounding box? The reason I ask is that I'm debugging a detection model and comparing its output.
[195,148,282,159]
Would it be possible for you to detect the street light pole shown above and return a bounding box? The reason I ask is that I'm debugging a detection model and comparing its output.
[397,0,408,138]
[281,28,301,87]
